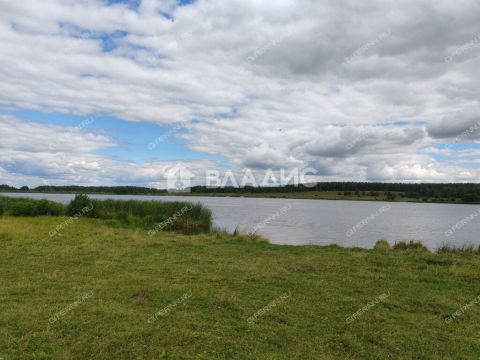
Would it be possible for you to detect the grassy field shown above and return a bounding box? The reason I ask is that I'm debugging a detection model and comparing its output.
[1,217,480,359]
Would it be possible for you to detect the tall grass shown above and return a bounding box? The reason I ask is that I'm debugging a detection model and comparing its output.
[392,241,429,252]
[373,239,480,255]
[437,243,480,255]
[0,194,212,234]
[0,196,65,216]
[85,198,212,234]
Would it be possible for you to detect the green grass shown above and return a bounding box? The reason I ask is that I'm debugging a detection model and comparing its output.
[1,217,480,359]
[437,243,480,255]
[0,196,65,216]
[0,195,212,234]
[392,240,430,252]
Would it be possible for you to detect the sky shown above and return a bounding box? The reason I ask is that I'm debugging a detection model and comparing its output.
[1,0,480,188]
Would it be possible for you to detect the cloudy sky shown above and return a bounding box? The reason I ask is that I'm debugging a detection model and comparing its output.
[1,0,480,187]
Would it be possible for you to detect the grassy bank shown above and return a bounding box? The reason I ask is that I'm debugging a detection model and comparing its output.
[1,217,479,359]
[0,195,212,234]
[5,182,480,204]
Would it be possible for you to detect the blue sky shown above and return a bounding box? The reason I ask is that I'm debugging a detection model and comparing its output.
[3,108,218,163]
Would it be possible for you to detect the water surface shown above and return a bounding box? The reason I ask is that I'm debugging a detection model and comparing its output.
[2,192,479,249]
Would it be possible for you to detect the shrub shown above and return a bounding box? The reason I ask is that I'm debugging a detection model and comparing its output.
[67,194,94,216]
[373,239,391,251]
[36,199,64,216]
[4,197,65,216]
[393,241,429,252]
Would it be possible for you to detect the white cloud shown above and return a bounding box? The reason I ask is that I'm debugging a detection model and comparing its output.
[0,116,218,187]
[1,0,480,184]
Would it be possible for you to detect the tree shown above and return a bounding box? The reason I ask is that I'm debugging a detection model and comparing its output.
[462,193,479,203]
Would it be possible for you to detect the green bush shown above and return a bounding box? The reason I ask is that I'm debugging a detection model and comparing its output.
[67,194,94,216]
[36,199,64,216]
[393,241,429,252]
[1,197,65,216]
[373,239,391,251]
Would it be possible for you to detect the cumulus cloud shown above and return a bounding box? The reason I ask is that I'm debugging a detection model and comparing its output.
[1,0,480,184]
[427,111,480,139]
[0,116,218,186]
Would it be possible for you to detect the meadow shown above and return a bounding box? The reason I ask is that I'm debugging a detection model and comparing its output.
[1,210,480,358]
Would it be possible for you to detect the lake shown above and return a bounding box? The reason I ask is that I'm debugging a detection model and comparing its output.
[2,192,479,250]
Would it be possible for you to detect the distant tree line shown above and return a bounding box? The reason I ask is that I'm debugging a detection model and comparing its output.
[0,184,167,195]
[2,182,480,202]
[190,183,480,203]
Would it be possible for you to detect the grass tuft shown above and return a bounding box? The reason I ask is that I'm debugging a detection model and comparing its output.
[373,239,391,251]
[436,243,479,255]
[392,240,429,252]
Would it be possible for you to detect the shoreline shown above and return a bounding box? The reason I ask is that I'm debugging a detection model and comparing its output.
[2,190,480,205]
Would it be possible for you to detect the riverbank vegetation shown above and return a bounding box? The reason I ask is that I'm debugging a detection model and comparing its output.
[0,217,479,359]
[0,196,65,216]
[0,184,167,195]
[189,183,480,203]
[0,194,211,234]
[3,182,480,203]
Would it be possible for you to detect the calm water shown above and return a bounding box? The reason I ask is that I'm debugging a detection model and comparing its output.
[2,192,480,250]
